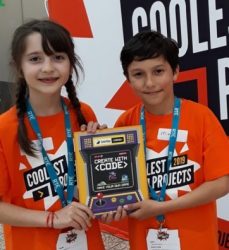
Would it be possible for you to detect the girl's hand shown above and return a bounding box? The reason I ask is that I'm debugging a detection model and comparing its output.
[124,200,163,220]
[80,122,107,133]
[53,201,95,230]
[100,206,127,224]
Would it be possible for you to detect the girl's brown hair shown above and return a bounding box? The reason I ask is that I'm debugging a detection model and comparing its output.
[11,19,87,156]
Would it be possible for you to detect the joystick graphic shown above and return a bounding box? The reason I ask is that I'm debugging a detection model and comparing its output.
[96,192,105,206]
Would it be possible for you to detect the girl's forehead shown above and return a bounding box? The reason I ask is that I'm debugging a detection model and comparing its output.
[24,33,43,51]
[23,32,55,55]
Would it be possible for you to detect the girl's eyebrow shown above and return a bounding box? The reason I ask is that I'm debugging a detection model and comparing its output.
[25,51,42,57]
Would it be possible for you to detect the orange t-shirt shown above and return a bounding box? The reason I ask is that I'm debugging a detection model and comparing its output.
[0,100,104,250]
[115,99,229,250]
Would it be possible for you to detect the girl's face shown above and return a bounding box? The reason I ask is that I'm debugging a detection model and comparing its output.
[127,56,179,115]
[20,32,71,101]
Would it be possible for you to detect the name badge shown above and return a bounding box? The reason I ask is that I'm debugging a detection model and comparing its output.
[147,228,181,250]
[56,229,88,250]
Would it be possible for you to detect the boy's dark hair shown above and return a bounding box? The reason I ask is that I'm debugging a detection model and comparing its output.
[120,30,179,78]
[11,19,87,156]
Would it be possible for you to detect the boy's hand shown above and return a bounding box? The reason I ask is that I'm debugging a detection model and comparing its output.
[100,206,127,223]
[124,200,163,220]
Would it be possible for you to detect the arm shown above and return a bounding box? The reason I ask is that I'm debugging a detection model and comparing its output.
[0,199,94,230]
[0,198,47,227]
[124,175,229,220]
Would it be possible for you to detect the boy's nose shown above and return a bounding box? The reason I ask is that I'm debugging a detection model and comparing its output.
[145,75,155,87]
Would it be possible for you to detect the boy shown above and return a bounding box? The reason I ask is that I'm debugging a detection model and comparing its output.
[114,31,229,250]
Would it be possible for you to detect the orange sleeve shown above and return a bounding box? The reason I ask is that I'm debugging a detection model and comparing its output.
[202,108,229,180]
[0,141,10,197]
[114,112,128,127]
[80,102,97,122]
[114,104,141,128]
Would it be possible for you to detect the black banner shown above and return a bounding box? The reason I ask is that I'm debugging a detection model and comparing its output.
[120,0,229,135]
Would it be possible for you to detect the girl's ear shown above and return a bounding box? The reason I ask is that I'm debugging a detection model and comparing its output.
[70,67,73,76]
[173,65,180,82]
[18,69,24,79]
[10,60,24,78]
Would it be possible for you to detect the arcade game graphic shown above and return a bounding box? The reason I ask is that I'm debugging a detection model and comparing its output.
[74,126,149,216]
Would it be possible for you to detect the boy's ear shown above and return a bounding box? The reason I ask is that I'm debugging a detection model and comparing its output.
[173,65,180,82]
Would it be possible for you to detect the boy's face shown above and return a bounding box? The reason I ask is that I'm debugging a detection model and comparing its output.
[127,55,179,114]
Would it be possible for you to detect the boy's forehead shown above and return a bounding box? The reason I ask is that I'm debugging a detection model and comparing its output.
[129,56,167,68]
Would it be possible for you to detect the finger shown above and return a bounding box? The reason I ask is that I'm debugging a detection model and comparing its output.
[100,212,113,224]
[123,202,140,212]
[70,220,83,230]
[86,121,94,133]
[128,207,144,219]
[69,204,92,229]
[80,124,87,131]
[120,207,128,220]
[71,202,95,219]
[74,209,92,228]
[100,213,108,223]
[98,124,108,130]
[114,206,122,221]
[72,214,89,230]
[91,122,100,133]
[86,121,100,133]
[105,211,114,223]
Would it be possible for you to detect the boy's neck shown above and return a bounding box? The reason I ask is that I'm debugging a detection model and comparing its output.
[28,93,63,116]
[144,95,175,115]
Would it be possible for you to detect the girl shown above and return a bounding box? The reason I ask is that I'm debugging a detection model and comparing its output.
[0,19,105,250]
[113,30,229,250]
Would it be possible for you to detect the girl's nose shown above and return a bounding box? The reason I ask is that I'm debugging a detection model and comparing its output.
[41,58,54,72]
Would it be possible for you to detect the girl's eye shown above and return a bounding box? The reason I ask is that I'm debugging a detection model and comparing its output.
[53,54,66,61]
[29,56,41,63]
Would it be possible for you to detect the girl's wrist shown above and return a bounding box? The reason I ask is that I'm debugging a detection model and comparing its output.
[46,211,57,228]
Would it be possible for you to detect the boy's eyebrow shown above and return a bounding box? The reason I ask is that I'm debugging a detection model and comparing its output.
[130,64,165,71]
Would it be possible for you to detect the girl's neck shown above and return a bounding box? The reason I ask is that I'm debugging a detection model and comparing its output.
[28,93,63,116]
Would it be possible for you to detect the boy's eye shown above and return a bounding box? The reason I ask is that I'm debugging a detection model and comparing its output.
[133,72,142,77]
[154,69,164,75]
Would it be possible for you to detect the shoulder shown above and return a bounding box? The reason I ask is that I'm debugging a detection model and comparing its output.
[80,102,94,112]
[79,101,97,121]
[181,98,226,134]
[181,99,216,117]
[0,106,18,132]
[115,103,142,127]
[0,106,18,145]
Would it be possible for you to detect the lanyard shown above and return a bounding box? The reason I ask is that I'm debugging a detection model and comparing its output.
[140,97,181,221]
[26,98,75,207]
